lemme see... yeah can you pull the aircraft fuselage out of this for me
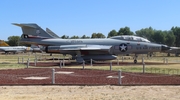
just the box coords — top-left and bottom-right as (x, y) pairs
(20, 37), (167, 55)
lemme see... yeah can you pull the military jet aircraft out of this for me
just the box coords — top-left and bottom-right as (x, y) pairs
(0, 40), (43, 54)
(0, 45), (43, 54)
(0, 40), (27, 54)
(13, 23), (171, 63)
(0, 46), (28, 54)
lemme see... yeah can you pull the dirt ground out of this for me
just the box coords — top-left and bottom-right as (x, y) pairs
(0, 61), (180, 100)
(0, 86), (180, 100)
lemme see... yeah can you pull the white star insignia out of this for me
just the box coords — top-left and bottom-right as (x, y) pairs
(120, 44), (127, 51)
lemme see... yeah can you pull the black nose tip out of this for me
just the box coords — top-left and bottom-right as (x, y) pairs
(161, 45), (170, 51)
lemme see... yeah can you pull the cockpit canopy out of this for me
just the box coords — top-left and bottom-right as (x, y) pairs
(110, 35), (150, 42)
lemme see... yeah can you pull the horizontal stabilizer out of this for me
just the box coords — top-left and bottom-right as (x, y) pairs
(46, 28), (60, 38)
(12, 23), (37, 28)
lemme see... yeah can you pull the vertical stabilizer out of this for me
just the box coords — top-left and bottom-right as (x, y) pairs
(12, 23), (53, 38)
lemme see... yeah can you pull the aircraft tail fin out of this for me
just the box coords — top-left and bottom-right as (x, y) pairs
(0, 40), (9, 46)
(12, 23), (53, 38)
(46, 28), (60, 38)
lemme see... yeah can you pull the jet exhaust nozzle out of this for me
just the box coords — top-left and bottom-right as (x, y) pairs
(161, 45), (171, 51)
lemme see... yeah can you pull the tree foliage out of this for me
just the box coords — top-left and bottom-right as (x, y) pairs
(70, 35), (80, 39)
(136, 27), (176, 46)
(107, 30), (117, 38)
(117, 27), (134, 35)
(91, 33), (106, 38)
(171, 26), (180, 47)
(7, 36), (20, 46)
(81, 35), (90, 39)
(61, 35), (69, 39)
(135, 27), (155, 42)
(165, 31), (175, 46)
(153, 30), (166, 44)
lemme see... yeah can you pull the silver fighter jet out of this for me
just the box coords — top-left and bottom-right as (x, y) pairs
(13, 23), (171, 63)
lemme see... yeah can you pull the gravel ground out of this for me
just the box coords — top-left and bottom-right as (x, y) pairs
(0, 86), (180, 100)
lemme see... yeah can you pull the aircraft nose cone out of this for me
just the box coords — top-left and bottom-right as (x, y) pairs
(161, 45), (170, 51)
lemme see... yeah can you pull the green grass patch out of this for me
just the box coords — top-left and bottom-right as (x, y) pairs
(0, 63), (26, 69)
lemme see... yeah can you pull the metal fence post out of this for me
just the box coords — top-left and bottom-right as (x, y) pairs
(118, 70), (122, 85)
(82, 61), (85, 69)
(34, 59), (36, 66)
(142, 57), (144, 64)
(52, 69), (55, 84)
(27, 60), (29, 68)
(90, 59), (93, 66)
(59, 60), (62, 68)
(110, 61), (112, 71)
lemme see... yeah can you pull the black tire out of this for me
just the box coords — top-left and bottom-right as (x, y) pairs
(134, 59), (137, 64)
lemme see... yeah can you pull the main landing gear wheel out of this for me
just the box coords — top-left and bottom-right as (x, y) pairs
(134, 59), (137, 64)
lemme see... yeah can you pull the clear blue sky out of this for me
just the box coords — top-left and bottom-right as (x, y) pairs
(1, 0), (180, 40)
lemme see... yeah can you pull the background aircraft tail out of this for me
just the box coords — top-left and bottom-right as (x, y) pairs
(0, 40), (9, 46)
(46, 28), (60, 38)
(12, 23), (54, 38)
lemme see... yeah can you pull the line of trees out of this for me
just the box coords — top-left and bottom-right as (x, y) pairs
(5, 26), (180, 47)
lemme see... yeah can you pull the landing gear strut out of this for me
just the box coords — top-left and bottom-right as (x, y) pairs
(133, 55), (138, 64)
